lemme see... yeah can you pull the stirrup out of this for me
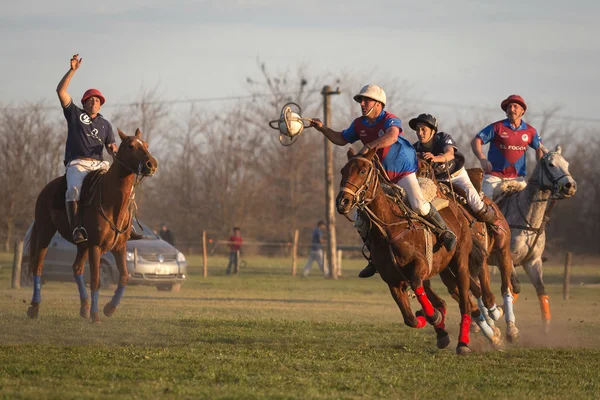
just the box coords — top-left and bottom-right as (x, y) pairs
(358, 261), (378, 278)
(73, 227), (88, 244)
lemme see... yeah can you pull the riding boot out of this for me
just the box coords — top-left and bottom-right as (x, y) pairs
(425, 205), (457, 251)
(358, 239), (378, 278)
(473, 204), (505, 246)
(66, 201), (87, 243)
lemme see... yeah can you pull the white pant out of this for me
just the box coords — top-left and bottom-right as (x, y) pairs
(440, 168), (485, 212)
(66, 159), (110, 201)
(397, 173), (430, 216)
(482, 174), (526, 199)
(303, 249), (327, 276)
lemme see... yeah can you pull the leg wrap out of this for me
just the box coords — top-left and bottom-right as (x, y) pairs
(110, 284), (127, 307)
(32, 275), (42, 304)
(459, 314), (472, 345)
(415, 286), (434, 317)
(539, 295), (551, 321)
(75, 274), (88, 301)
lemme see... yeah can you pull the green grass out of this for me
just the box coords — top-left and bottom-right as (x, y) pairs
(0, 252), (599, 399)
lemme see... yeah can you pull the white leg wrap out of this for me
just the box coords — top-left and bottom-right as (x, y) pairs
(503, 290), (516, 324)
(488, 304), (502, 321)
(476, 317), (496, 342)
(477, 297), (495, 327)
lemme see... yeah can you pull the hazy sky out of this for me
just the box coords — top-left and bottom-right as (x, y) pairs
(1, 0), (599, 125)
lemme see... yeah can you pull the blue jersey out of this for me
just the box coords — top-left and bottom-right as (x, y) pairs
(311, 227), (324, 251)
(342, 110), (418, 183)
(63, 101), (115, 165)
(476, 119), (541, 178)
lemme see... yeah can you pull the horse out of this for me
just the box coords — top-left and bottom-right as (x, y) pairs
(416, 156), (520, 345)
(337, 147), (487, 354)
(494, 144), (576, 332)
(26, 128), (158, 323)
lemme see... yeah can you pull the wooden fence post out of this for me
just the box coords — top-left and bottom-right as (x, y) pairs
(133, 247), (138, 271)
(11, 240), (24, 289)
(291, 229), (299, 276)
(202, 231), (208, 278)
(563, 251), (572, 300)
(337, 249), (342, 277)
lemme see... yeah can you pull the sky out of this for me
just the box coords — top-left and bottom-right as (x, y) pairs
(1, 0), (599, 127)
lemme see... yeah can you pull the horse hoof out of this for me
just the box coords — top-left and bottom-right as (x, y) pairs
(80, 300), (90, 319)
(426, 309), (443, 326)
(491, 336), (505, 350)
(103, 303), (117, 317)
(506, 322), (520, 344)
(470, 321), (481, 333)
(90, 312), (101, 324)
(27, 305), (39, 319)
(437, 333), (451, 349)
(456, 344), (472, 355)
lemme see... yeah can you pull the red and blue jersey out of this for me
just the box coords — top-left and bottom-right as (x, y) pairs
(476, 119), (541, 178)
(342, 110), (417, 183)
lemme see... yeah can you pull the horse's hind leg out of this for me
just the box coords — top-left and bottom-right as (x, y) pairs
(72, 246), (90, 318)
(523, 256), (550, 332)
(423, 280), (450, 349)
(478, 261), (503, 322)
(88, 245), (102, 323)
(104, 246), (129, 317)
(27, 222), (56, 319)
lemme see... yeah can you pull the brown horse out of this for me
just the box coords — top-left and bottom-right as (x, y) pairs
(416, 158), (520, 344)
(26, 128), (157, 322)
(337, 147), (484, 354)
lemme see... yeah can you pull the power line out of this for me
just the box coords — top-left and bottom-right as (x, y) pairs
(1, 91), (598, 123)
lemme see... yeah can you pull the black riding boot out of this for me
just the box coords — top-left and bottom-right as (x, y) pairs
(66, 201), (87, 243)
(358, 240), (378, 278)
(425, 205), (457, 251)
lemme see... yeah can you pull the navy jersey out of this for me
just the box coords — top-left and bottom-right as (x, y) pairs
(63, 101), (115, 165)
(413, 131), (465, 178)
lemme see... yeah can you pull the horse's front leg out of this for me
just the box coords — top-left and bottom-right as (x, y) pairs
(388, 283), (425, 329)
(72, 246), (90, 319)
(453, 250), (473, 355)
(423, 280), (451, 349)
(478, 260), (503, 322)
(407, 258), (443, 326)
(104, 246), (129, 317)
(89, 245), (102, 323)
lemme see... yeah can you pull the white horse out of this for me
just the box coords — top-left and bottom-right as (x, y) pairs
(493, 144), (576, 333)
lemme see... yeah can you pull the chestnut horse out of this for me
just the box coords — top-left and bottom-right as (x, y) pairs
(26, 128), (157, 322)
(337, 147), (485, 354)
(416, 157), (520, 345)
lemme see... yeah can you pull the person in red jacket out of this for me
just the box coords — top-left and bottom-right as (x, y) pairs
(226, 227), (243, 275)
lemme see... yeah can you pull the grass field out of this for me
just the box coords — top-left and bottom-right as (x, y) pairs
(1, 251), (599, 399)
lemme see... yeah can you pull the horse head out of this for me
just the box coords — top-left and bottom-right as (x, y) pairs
(116, 128), (158, 177)
(535, 144), (577, 199)
(415, 155), (436, 182)
(336, 147), (379, 215)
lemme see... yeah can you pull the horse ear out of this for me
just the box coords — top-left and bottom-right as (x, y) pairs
(118, 129), (127, 141)
(365, 146), (377, 160)
(135, 128), (142, 138)
(555, 144), (562, 154)
(347, 148), (355, 160)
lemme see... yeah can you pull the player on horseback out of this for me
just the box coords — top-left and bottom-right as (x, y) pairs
(409, 113), (503, 235)
(470, 95), (543, 199)
(311, 84), (457, 278)
(56, 54), (117, 243)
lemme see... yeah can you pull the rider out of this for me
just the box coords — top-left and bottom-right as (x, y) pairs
(311, 84), (457, 278)
(470, 95), (543, 198)
(409, 113), (502, 230)
(57, 54), (117, 243)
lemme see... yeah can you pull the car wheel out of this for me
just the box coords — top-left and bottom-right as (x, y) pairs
(99, 262), (114, 289)
(156, 283), (181, 292)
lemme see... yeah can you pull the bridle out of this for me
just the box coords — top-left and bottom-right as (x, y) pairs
(528, 150), (572, 200)
(339, 156), (379, 211)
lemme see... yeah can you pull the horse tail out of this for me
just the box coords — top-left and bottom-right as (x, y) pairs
(468, 239), (487, 278)
(24, 222), (37, 276)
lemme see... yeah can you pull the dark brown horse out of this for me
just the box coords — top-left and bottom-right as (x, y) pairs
(337, 148), (484, 354)
(26, 128), (157, 322)
(416, 158), (520, 344)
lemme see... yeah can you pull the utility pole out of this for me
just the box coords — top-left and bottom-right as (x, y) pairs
(322, 85), (341, 279)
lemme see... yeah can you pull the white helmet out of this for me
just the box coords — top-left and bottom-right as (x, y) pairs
(353, 84), (386, 107)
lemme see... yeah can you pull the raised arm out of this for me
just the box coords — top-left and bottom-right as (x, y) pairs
(56, 54), (82, 108)
(310, 118), (348, 146)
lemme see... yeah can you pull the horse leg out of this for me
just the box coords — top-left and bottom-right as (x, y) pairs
(89, 245), (102, 323)
(388, 284), (426, 329)
(453, 251), (473, 355)
(408, 258), (442, 326)
(478, 260), (503, 321)
(27, 222), (55, 319)
(423, 280), (451, 349)
(104, 247), (129, 317)
(72, 246), (90, 318)
(523, 256), (551, 332)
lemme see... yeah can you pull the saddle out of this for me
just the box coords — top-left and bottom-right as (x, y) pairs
(52, 170), (107, 209)
(381, 177), (449, 211)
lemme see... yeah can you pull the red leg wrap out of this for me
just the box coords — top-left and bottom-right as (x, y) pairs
(458, 314), (471, 345)
(415, 286), (434, 317)
(415, 315), (426, 329)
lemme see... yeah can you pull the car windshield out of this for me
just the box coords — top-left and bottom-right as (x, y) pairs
(132, 222), (159, 239)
